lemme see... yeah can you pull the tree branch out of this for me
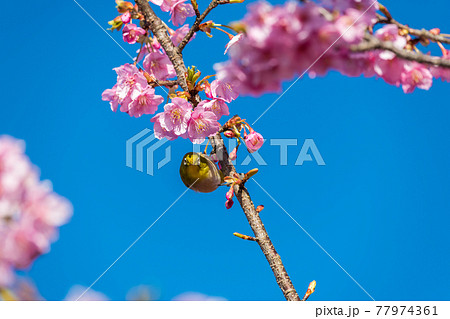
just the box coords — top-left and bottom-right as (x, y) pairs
(209, 134), (301, 301)
(351, 34), (450, 68)
(135, 0), (301, 301)
(376, 14), (450, 45)
(177, 0), (230, 52)
(150, 80), (178, 88)
(136, 0), (188, 91)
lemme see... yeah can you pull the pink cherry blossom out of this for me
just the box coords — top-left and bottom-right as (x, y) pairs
(160, 98), (193, 136)
(401, 62), (433, 93)
(128, 86), (164, 118)
(101, 85), (119, 112)
(214, 1), (431, 95)
(143, 51), (176, 81)
(169, 0), (195, 27)
(204, 82), (213, 99)
(122, 23), (146, 44)
(210, 80), (238, 103)
(187, 107), (220, 144)
(224, 34), (244, 54)
(120, 11), (131, 24)
(244, 131), (264, 153)
(431, 50), (450, 82)
(335, 8), (368, 44)
(113, 63), (148, 111)
(374, 56), (405, 86)
(375, 25), (407, 50)
(324, 0), (379, 12)
(170, 24), (194, 46)
(151, 113), (178, 141)
(198, 99), (229, 119)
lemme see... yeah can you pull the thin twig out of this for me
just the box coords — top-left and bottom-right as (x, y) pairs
(376, 14), (450, 45)
(233, 232), (256, 241)
(191, 0), (201, 18)
(177, 0), (230, 52)
(351, 34), (450, 68)
(136, 0), (188, 91)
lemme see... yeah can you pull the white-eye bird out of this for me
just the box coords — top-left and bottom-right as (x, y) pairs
(179, 152), (223, 193)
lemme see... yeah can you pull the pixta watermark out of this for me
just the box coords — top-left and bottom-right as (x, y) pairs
(126, 129), (325, 176)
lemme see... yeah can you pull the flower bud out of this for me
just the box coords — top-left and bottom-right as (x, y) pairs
(430, 28), (441, 35)
(108, 16), (124, 31)
(223, 130), (235, 138)
(226, 187), (234, 200)
(244, 131), (264, 153)
(116, 0), (134, 13)
(245, 168), (258, 179)
(225, 198), (234, 209)
(229, 147), (238, 160)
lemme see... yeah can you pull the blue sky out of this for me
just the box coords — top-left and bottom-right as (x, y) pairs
(1, 0), (449, 300)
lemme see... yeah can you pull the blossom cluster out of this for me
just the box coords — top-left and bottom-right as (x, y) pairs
(215, 0), (448, 96)
(102, 63), (166, 117)
(103, 66), (237, 144)
(152, 79), (238, 143)
(0, 136), (72, 286)
(111, 0), (194, 31)
(102, 18), (196, 118)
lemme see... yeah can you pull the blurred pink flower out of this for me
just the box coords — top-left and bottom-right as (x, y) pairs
(214, 1), (431, 95)
(401, 62), (433, 93)
(0, 136), (72, 286)
(168, 0), (195, 27)
(335, 8), (367, 44)
(431, 50), (450, 82)
(375, 25), (407, 50)
(172, 292), (226, 301)
(65, 285), (109, 301)
(170, 24), (194, 46)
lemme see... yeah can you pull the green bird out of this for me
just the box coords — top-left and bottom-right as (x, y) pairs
(179, 152), (223, 193)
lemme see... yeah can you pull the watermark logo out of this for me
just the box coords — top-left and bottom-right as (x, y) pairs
(126, 129), (171, 176)
(126, 129), (325, 176)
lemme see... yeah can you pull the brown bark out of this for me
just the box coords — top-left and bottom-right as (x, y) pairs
(351, 34), (450, 68)
(135, 0), (301, 301)
(376, 14), (450, 45)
